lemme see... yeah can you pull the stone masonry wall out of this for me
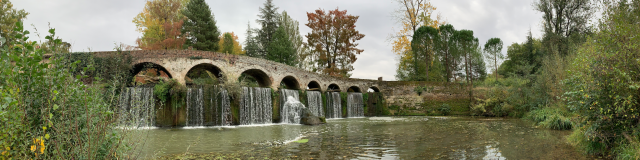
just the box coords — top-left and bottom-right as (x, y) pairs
(87, 50), (471, 114)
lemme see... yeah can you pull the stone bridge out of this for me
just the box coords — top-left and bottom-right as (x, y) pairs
(92, 50), (383, 93)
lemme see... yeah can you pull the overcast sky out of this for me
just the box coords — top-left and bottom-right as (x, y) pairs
(13, 0), (543, 81)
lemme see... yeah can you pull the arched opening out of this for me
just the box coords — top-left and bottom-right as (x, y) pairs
(238, 69), (271, 88)
(327, 84), (341, 91)
(307, 81), (321, 90)
(368, 86), (380, 92)
(131, 62), (172, 85)
(185, 63), (224, 85)
(347, 86), (361, 92)
(280, 76), (300, 90)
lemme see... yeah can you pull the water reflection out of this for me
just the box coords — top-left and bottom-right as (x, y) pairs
(137, 117), (591, 159)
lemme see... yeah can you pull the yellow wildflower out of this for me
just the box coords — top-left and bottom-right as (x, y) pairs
(1, 147), (9, 155)
(31, 137), (45, 155)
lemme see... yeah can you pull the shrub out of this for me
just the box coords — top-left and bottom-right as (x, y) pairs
(0, 22), (129, 159)
(525, 107), (573, 130)
(438, 104), (451, 116)
(563, 1), (640, 157)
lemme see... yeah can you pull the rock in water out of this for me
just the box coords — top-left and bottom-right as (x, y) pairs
(300, 108), (324, 125)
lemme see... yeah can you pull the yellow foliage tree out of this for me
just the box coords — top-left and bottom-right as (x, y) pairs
(217, 32), (245, 55)
(132, 0), (189, 50)
(392, 0), (444, 69)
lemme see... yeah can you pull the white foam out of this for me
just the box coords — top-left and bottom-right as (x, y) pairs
(369, 117), (406, 121)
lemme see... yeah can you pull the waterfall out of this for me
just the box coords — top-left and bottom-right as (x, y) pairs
(306, 91), (324, 117)
(279, 89), (299, 109)
(240, 87), (273, 125)
(186, 88), (204, 126)
(325, 92), (342, 119)
(281, 96), (306, 124)
(347, 92), (364, 117)
(217, 88), (232, 126)
(118, 87), (155, 127)
(279, 89), (299, 119)
(186, 86), (231, 127)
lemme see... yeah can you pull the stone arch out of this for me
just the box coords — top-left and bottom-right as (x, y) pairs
(347, 86), (362, 92)
(280, 75), (301, 90)
(184, 63), (225, 85)
(239, 69), (272, 87)
(307, 81), (321, 90)
(368, 86), (381, 92)
(132, 62), (173, 79)
(327, 83), (341, 91)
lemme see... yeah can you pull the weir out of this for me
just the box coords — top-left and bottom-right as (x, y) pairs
(347, 92), (364, 117)
(325, 92), (342, 119)
(118, 87), (156, 127)
(186, 88), (204, 126)
(306, 91), (323, 117)
(281, 96), (306, 124)
(184, 86), (232, 127)
(239, 87), (273, 125)
(279, 89), (300, 122)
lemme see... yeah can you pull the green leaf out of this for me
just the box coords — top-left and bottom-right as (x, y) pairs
(53, 104), (59, 110)
(49, 28), (55, 35)
(294, 139), (308, 143)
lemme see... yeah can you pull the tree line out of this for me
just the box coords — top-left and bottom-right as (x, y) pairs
(133, 0), (366, 78)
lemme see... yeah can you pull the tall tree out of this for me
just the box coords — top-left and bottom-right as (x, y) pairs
(217, 32), (244, 55)
(267, 26), (296, 66)
(257, 0), (280, 58)
(483, 38), (503, 79)
(0, 0), (28, 48)
(471, 38), (487, 81)
(133, 0), (186, 50)
(392, 0), (444, 73)
(437, 24), (457, 82)
(278, 11), (304, 68)
(534, 0), (594, 56)
(306, 8), (365, 77)
(453, 30), (476, 96)
(244, 22), (261, 57)
(411, 26), (439, 81)
(182, 0), (220, 51)
(498, 31), (544, 77)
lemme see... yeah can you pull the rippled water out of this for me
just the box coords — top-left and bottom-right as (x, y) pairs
(134, 116), (591, 159)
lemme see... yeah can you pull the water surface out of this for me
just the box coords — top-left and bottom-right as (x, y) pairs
(136, 116), (590, 159)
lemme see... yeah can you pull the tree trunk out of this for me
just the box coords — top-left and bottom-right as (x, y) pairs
(425, 55), (430, 81)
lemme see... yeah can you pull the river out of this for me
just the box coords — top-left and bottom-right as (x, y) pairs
(133, 116), (591, 159)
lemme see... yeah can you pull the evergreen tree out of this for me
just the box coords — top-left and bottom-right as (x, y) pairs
(267, 26), (296, 66)
(182, 0), (220, 51)
(256, 0), (280, 57)
(278, 11), (304, 67)
(244, 22), (261, 58)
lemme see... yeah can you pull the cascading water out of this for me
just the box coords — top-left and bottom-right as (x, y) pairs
(279, 89), (300, 119)
(118, 87), (155, 127)
(281, 96), (306, 124)
(186, 88), (204, 126)
(306, 91), (323, 117)
(186, 86), (232, 127)
(279, 89), (299, 108)
(347, 92), (364, 117)
(215, 88), (232, 126)
(240, 87), (273, 125)
(325, 92), (342, 119)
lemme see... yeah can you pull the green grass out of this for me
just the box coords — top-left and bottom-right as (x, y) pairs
(525, 107), (573, 130)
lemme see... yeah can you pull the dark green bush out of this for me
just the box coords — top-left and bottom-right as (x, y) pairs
(438, 104), (451, 116)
